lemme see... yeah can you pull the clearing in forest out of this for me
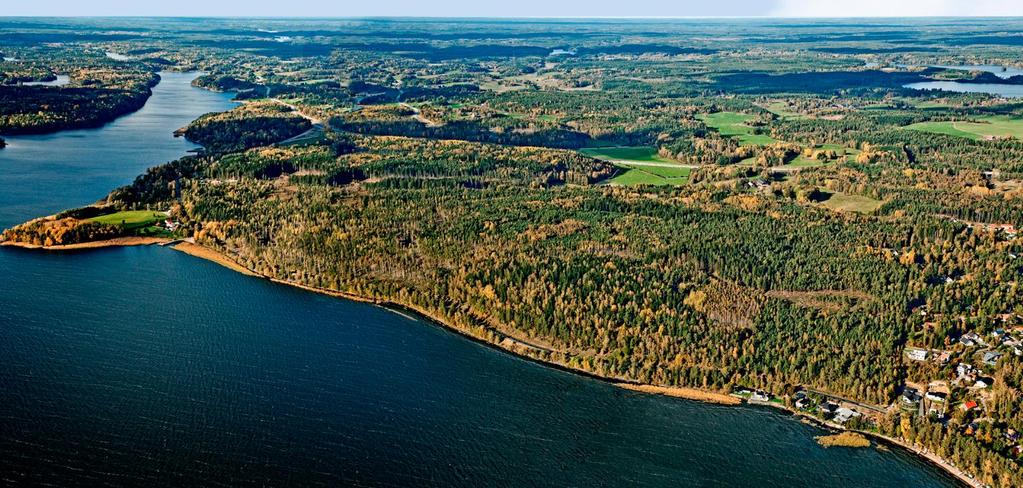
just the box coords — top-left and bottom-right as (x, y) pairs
(579, 145), (675, 163)
(582, 146), (692, 186)
(609, 164), (691, 186)
(698, 112), (776, 146)
(818, 192), (883, 214)
(905, 116), (1023, 141)
(87, 210), (171, 236)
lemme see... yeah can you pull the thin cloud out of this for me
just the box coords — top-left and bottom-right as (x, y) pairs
(769, 0), (1020, 17)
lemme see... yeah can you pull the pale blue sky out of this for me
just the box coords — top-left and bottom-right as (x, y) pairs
(4, 0), (1020, 18)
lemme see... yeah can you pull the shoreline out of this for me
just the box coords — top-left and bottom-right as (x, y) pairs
(0, 236), (171, 250)
(616, 383), (740, 405)
(1, 237), (980, 487)
(786, 409), (981, 487)
(161, 240), (984, 488)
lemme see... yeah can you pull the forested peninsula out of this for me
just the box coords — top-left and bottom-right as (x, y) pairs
(0, 69), (158, 134)
(5, 16), (1023, 487)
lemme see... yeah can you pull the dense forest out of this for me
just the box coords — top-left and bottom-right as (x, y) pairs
(178, 101), (312, 152)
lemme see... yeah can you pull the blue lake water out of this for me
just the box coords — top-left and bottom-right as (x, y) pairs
(21, 74), (70, 87)
(899, 64), (1023, 79)
(905, 81), (1023, 98)
(933, 65), (1023, 79)
(0, 70), (965, 487)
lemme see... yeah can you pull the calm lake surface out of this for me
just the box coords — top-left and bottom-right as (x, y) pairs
(905, 81), (1023, 98)
(21, 74), (70, 87)
(933, 65), (1023, 79)
(899, 64), (1023, 79)
(0, 72), (963, 487)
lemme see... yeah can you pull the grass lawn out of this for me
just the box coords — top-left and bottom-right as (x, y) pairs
(764, 102), (805, 119)
(88, 210), (168, 230)
(580, 146), (674, 163)
(609, 164), (691, 186)
(911, 100), (952, 110)
(783, 156), (829, 168)
(698, 112), (776, 146)
(780, 145), (860, 169)
(504, 112), (561, 123)
(818, 192), (883, 214)
(905, 116), (1023, 141)
(279, 126), (326, 147)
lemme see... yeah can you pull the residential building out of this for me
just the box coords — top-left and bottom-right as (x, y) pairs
(906, 348), (928, 362)
(833, 407), (861, 424)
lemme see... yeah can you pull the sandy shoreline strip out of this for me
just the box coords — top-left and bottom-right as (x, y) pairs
(172, 242), (260, 277)
(0, 236), (170, 250)
(616, 383), (741, 405)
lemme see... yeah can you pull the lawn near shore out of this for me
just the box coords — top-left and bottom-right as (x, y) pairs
(88, 210), (168, 228)
(87, 210), (170, 236)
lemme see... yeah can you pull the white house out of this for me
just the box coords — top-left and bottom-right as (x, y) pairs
(833, 407), (861, 424)
(906, 348), (928, 361)
(973, 378), (993, 389)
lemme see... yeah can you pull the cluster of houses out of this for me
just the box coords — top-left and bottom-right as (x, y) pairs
(946, 216), (1019, 240)
(954, 362), (994, 390)
(792, 390), (863, 425)
(898, 320), (1023, 444)
(900, 384), (950, 417)
(959, 327), (1022, 363)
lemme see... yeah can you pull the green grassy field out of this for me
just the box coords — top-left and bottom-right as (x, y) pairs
(905, 116), (1023, 141)
(910, 100), (952, 110)
(783, 157), (828, 168)
(763, 102), (805, 119)
(88, 210), (168, 230)
(609, 164), (691, 186)
(698, 112), (776, 145)
(819, 192), (883, 214)
(279, 126), (326, 147)
(580, 146), (674, 163)
(781, 145), (860, 168)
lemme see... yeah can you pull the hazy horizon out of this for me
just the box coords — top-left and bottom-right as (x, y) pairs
(4, 0), (1021, 19)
